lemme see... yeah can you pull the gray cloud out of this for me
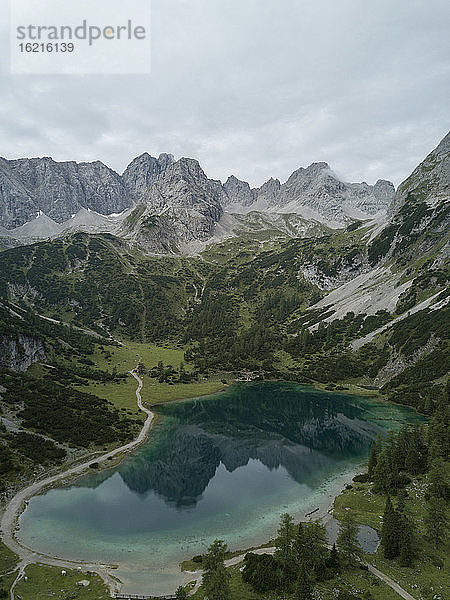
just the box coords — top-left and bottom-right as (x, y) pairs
(0, 0), (449, 187)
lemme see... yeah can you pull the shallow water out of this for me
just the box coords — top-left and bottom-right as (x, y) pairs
(325, 516), (380, 554)
(18, 382), (417, 595)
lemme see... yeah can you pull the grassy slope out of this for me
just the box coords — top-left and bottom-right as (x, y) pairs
(87, 341), (187, 373)
(334, 480), (450, 600)
(0, 541), (17, 575)
(0, 542), (17, 598)
(13, 564), (109, 600)
(74, 341), (226, 409)
(77, 375), (225, 410)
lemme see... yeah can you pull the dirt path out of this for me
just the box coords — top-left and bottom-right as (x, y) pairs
(9, 561), (27, 600)
(366, 563), (416, 600)
(0, 369), (152, 598)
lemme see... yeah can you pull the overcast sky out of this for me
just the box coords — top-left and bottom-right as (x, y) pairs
(0, 0), (449, 187)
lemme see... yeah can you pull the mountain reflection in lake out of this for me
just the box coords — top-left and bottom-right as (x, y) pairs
(118, 381), (383, 505)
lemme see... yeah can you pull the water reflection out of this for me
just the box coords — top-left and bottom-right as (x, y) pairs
(118, 382), (383, 506)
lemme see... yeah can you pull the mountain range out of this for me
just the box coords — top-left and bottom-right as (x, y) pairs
(0, 151), (396, 253)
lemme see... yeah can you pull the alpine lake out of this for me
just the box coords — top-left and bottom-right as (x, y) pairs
(17, 381), (420, 595)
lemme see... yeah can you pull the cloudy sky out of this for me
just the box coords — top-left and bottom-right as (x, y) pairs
(1, 0), (449, 187)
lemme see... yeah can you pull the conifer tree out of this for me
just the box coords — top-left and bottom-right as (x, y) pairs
(367, 437), (379, 478)
(327, 543), (341, 574)
(428, 457), (449, 500)
(373, 447), (392, 493)
(424, 496), (448, 549)
(302, 520), (328, 576)
(405, 423), (428, 475)
(428, 396), (449, 458)
(299, 328), (310, 352)
(175, 586), (188, 600)
(336, 511), (361, 566)
(395, 488), (414, 565)
(294, 562), (312, 600)
(294, 521), (305, 565)
(396, 488), (408, 515)
(398, 515), (414, 567)
(381, 496), (400, 559)
(275, 513), (296, 587)
(202, 539), (230, 600)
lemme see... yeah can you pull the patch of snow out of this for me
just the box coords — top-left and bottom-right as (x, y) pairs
(108, 208), (129, 217)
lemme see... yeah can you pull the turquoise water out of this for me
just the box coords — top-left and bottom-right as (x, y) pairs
(18, 382), (418, 595)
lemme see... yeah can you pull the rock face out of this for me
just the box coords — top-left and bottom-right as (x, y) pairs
(368, 132), (450, 266)
(255, 177), (282, 207)
(0, 147), (399, 248)
(1, 150), (395, 233)
(0, 334), (45, 372)
(222, 162), (395, 226)
(313, 131), (450, 322)
(122, 152), (174, 199)
(0, 157), (133, 228)
(223, 175), (256, 207)
(389, 131), (450, 214)
(124, 158), (223, 252)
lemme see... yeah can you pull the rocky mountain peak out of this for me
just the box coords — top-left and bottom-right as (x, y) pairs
(143, 157), (221, 210)
(286, 161), (332, 182)
(284, 161), (338, 189)
(255, 177), (281, 203)
(157, 152), (175, 170)
(125, 155), (224, 252)
(171, 157), (205, 178)
(223, 175), (255, 207)
(368, 131), (449, 267)
(122, 152), (174, 200)
(307, 161), (331, 172)
(373, 179), (396, 203)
